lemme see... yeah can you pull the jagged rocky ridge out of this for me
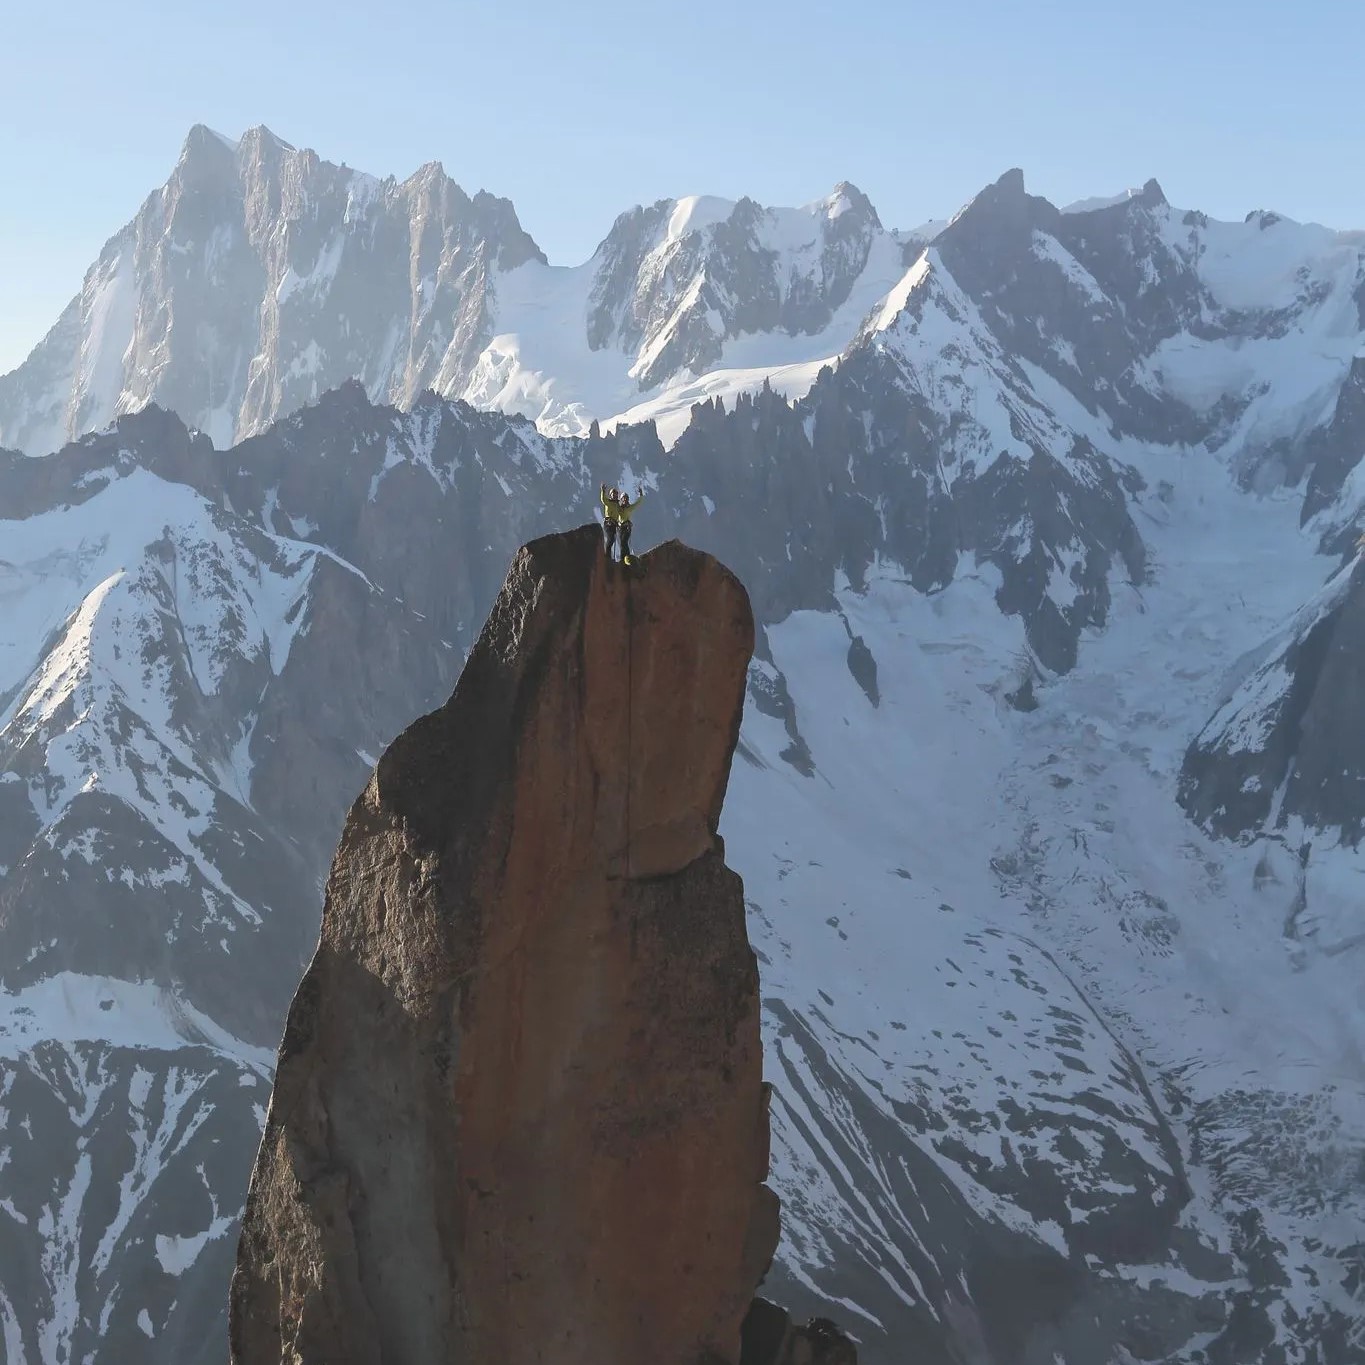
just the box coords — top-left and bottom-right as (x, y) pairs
(0, 125), (922, 455)
(0, 125), (543, 457)
(4, 161), (1365, 1364)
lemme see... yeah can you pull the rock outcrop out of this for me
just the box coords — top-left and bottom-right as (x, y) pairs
(741, 1300), (860, 1365)
(229, 525), (788, 1364)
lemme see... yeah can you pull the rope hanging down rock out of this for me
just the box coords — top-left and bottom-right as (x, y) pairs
(625, 573), (634, 880)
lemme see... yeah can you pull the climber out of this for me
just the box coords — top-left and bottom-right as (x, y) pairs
(617, 487), (645, 566)
(600, 483), (621, 560)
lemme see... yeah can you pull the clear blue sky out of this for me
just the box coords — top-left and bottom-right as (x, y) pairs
(2, 0), (1362, 371)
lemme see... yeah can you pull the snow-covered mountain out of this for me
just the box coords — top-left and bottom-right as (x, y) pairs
(3, 163), (1365, 1363)
(0, 125), (543, 459)
(0, 125), (930, 457)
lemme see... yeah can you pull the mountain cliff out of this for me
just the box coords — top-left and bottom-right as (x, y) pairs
(229, 527), (811, 1363)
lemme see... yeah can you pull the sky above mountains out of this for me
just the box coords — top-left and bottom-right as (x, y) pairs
(2, 0), (1362, 372)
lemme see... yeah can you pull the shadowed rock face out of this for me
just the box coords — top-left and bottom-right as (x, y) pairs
(741, 1300), (859, 1365)
(1179, 558), (1365, 844)
(229, 525), (780, 1364)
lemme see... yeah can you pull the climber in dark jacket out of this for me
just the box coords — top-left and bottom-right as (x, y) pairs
(600, 483), (620, 559)
(617, 487), (644, 564)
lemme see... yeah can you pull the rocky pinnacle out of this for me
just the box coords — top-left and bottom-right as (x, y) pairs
(228, 525), (784, 1364)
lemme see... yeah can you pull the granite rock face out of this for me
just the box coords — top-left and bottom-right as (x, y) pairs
(229, 526), (783, 1364)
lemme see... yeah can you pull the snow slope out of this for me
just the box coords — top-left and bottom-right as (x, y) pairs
(660, 179), (1365, 1353)
(726, 443), (1364, 1358)
(0, 471), (322, 971)
(475, 228), (916, 445)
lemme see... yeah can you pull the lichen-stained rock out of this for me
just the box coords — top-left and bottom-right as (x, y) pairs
(229, 524), (775, 1365)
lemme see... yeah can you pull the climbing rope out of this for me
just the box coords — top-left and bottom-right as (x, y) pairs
(625, 571), (633, 881)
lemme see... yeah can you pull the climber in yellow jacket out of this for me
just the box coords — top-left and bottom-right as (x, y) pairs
(600, 484), (621, 559)
(616, 487), (644, 565)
